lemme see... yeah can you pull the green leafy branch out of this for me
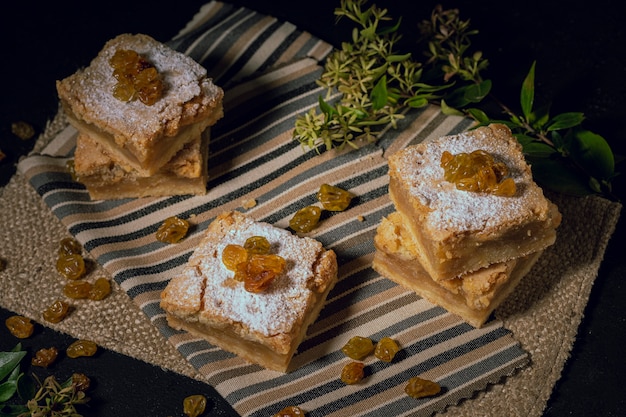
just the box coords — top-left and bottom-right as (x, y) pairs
(420, 7), (617, 197)
(292, 0), (618, 199)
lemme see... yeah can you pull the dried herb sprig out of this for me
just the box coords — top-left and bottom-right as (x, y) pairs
(22, 374), (90, 417)
(1, 344), (91, 417)
(293, 0), (450, 152)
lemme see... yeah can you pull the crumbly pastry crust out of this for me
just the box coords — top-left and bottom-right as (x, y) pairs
(373, 212), (542, 328)
(57, 33), (224, 175)
(373, 248), (541, 328)
(160, 211), (338, 372)
(388, 123), (561, 281)
(74, 132), (208, 199)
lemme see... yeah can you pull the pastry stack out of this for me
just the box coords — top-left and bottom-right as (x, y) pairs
(160, 211), (338, 372)
(373, 124), (561, 327)
(56, 34), (224, 200)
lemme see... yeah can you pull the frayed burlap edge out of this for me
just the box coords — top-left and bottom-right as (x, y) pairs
(0, 112), (621, 417)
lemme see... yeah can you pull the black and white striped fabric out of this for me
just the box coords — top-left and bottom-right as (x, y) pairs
(18, 2), (529, 415)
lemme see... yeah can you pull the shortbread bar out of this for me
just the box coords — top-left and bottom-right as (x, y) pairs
(388, 123), (560, 281)
(57, 33), (223, 175)
(160, 211), (338, 372)
(373, 212), (541, 327)
(73, 132), (208, 200)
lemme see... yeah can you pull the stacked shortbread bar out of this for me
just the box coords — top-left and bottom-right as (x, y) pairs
(57, 33), (223, 199)
(373, 124), (561, 327)
(161, 211), (338, 372)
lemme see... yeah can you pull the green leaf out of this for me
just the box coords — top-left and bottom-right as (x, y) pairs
(465, 107), (489, 123)
(0, 382), (18, 403)
(568, 129), (615, 180)
(378, 17), (402, 36)
(386, 53), (412, 63)
(438, 99), (461, 115)
(527, 156), (594, 196)
(463, 79), (492, 102)
(531, 105), (550, 129)
(514, 134), (539, 147)
(522, 141), (557, 158)
(550, 130), (566, 150)
(521, 61), (536, 120)
(318, 96), (337, 117)
(370, 75), (389, 110)
(546, 112), (585, 131)
(0, 351), (25, 382)
(406, 96), (429, 108)
(0, 404), (29, 417)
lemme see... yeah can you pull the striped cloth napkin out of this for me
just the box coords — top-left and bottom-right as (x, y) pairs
(18, 2), (530, 415)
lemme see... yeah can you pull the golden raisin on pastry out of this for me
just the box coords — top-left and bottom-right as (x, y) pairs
(222, 238), (286, 293)
(440, 149), (516, 196)
(109, 49), (163, 105)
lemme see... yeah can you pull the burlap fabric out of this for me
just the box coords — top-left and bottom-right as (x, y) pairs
(0, 107), (621, 416)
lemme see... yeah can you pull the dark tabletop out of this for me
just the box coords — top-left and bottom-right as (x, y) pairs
(2, 1), (625, 416)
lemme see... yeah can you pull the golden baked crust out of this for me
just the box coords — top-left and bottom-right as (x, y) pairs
(57, 33), (223, 175)
(373, 213), (542, 327)
(160, 211), (338, 372)
(388, 123), (561, 281)
(73, 132), (208, 199)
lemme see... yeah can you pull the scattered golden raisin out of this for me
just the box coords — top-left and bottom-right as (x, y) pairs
(341, 361), (365, 384)
(440, 149), (516, 196)
(289, 206), (322, 233)
(156, 216), (190, 244)
(109, 49), (163, 106)
(5, 315), (34, 339)
(241, 198), (257, 210)
(404, 376), (441, 399)
(63, 280), (93, 299)
(374, 337), (400, 363)
(66, 340), (98, 358)
(273, 406), (306, 417)
(56, 253), (86, 280)
(32, 347), (59, 368)
(11, 121), (35, 140)
(183, 394), (207, 417)
(71, 373), (91, 392)
(88, 277), (112, 301)
(341, 336), (374, 360)
(58, 237), (82, 256)
(42, 300), (70, 324)
(317, 183), (354, 211)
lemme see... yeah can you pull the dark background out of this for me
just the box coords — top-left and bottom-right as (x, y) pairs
(1, 1), (624, 416)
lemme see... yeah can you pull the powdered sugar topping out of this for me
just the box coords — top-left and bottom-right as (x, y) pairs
(392, 127), (546, 232)
(59, 34), (220, 140)
(189, 215), (324, 337)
